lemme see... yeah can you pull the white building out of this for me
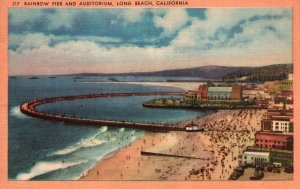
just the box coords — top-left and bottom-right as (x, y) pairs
(272, 116), (291, 132)
(240, 151), (270, 167)
(242, 89), (271, 100)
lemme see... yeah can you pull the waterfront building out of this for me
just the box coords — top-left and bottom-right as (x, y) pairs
(261, 118), (272, 131)
(239, 151), (270, 167)
(261, 109), (293, 132)
(261, 116), (292, 132)
(255, 132), (293, 150)
(197, 85), (209, 101)
(245, 146), (293, 167)
(271, 116), (292, 132)
(184, 90), (198, 101)
(190, 84), (242, 102)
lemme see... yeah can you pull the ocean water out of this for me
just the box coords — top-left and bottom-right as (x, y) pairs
(8, 76), (212, 180)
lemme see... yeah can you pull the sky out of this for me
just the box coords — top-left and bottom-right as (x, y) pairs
(8, 8), (292, 75)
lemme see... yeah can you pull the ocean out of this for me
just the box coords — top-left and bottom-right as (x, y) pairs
(8, 76), (212, 180)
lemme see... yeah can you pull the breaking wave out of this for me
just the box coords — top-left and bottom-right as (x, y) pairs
(10, 106), (28, 119)
(16, 160), (87, 180)
(49, 132), (105, 156)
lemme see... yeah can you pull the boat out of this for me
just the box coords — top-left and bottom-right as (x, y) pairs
(29, 76), (39, 79)
(73, 76), (84, 79)
(108, 77), (119, 82)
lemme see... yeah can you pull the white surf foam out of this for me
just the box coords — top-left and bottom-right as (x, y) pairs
(10, 106), (28, 119)
(49, 132), (105, 156)
(119, 128), (125, 133)
(16, 160), (87, 180)
(130, 136), (137, 142)
(130, 130), (136, 136)
(51, 138), (105, 156)
(99, 126), (108, 133)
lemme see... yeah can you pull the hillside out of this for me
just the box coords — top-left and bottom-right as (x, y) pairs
(71, 63), (293, 82)
(222, 64), (293, 82)
(74, 66), (253, 79)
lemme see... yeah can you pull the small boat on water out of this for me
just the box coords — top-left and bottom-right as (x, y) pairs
(73, 76), (84, 79)
(29, 76), (39, 79)
(108, 77), (119, 82)
(48, 76), (57, 79)
(9, 76), (17, 79)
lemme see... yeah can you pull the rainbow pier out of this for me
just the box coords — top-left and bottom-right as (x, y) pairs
(20, 92), (186, 132)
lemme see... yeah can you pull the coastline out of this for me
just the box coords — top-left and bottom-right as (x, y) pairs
(80, 109), (266, 180)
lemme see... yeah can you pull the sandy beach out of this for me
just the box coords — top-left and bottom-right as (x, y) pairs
(80, 109), (266, 181)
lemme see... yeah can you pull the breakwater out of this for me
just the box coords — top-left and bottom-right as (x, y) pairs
(141, 151), (208, 160)
(20, 92), (186, 132)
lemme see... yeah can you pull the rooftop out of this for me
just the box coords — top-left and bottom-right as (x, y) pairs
(246, 146), (293, 154)
(244, 151), (270, 156)
(208, 87), (232, 92)
(256, 132), (293, 137)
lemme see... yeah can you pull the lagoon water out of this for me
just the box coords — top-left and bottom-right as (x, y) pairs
(9, 76), (211, 180)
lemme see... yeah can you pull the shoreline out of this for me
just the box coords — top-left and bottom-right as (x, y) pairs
(80, 109), (267, 181)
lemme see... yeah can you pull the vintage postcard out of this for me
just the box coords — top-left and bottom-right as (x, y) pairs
(0, 0), (299, 189)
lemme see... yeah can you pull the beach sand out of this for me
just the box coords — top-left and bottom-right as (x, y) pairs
(80, 109), (266, 181)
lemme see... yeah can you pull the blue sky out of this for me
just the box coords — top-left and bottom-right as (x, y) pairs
(9, 8), (292, 75)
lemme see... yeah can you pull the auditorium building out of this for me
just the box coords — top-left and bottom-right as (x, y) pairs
(186, 84), (242, 102)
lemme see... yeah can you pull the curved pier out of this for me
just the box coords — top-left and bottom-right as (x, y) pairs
(20, 92), (186, 132)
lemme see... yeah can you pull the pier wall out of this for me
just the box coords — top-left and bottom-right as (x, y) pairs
(20, 92), (186, 131)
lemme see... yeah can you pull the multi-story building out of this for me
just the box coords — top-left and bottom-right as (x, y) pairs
(261, 109), (293, 132)
(244, 146), (293, 167)
(184, 90), (197, 101)
(272, 116), (292, 132)
(194, 84), (242, 102)
(255, 132), (293, 150)
(197, 85), (208, 101)
(239, 151), (270, 167)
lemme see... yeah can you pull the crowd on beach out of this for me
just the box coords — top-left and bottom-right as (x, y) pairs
(80, 109), (266, 181)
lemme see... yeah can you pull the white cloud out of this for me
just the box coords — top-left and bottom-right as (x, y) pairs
(12, 33), (52, 52)
(171, 8), (291, 52)
(8, 8), (292, 75)
(199, 8), (291, 36)
(153, 9), (189, 37)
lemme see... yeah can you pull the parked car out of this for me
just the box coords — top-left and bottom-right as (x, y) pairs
(284, 165), (294, 173)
